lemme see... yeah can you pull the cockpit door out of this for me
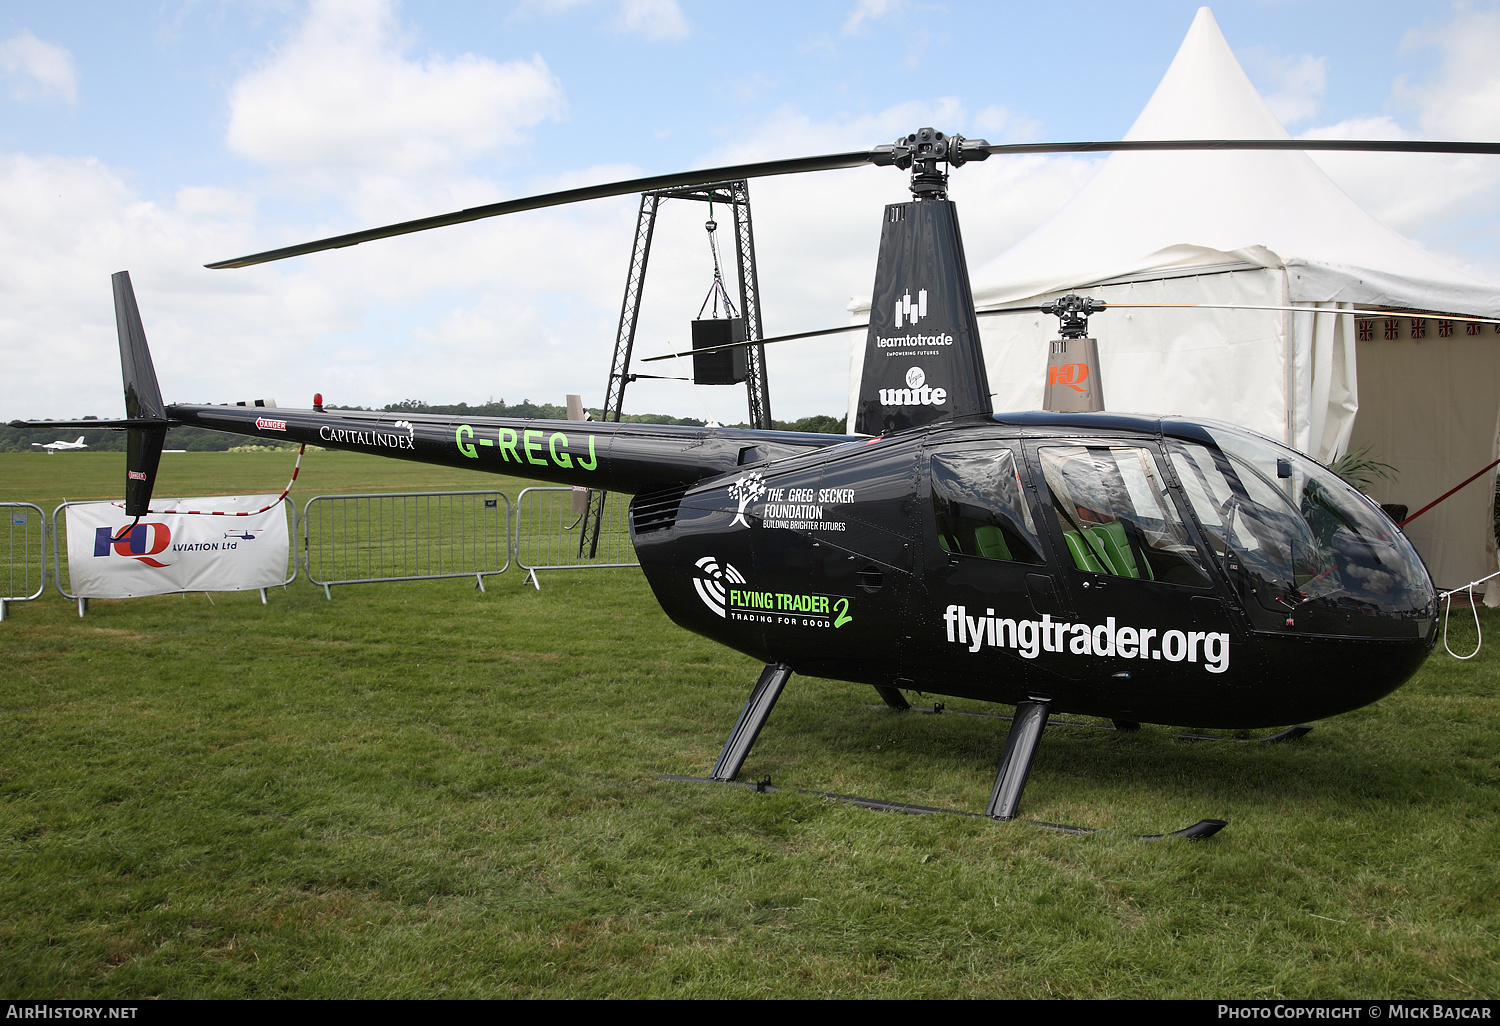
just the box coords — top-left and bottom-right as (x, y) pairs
(1021, 440), (1240, 702)
(908, 440), (1067, 703)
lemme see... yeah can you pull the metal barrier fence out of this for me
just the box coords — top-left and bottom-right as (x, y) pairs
(302, 490), (511, 596)
(8, 488), (633, 614)
(513, 487), (638, 587)
(51, 499), (298, 615)
(0, 503), (47, 620)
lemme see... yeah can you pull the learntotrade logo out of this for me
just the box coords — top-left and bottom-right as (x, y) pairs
(255, 416), (288, 431)
(943, 605), (1230, 674)
(94, 523), (172, 568)
(894, 288), (928, 328)
(693, 556), (746, 617)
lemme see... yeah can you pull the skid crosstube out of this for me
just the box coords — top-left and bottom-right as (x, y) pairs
(663, 775), (1227, 841)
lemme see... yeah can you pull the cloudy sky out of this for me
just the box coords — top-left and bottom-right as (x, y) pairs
(4, 0), (1500, 424)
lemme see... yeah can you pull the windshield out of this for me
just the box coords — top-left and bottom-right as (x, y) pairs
(1168, 424), (1433, 638)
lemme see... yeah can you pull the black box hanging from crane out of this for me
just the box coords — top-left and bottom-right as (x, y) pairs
(691, 317), (748, 385)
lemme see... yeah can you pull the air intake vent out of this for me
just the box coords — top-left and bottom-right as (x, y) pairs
(630, 485), (687, 533)
(857, 566), (885, 593)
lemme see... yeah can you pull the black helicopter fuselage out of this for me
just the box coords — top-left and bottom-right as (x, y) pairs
(169, 400), (1439, 731)
(634, 411), (1438, 729)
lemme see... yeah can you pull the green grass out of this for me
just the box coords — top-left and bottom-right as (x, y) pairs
(0, 451), (1497, 998)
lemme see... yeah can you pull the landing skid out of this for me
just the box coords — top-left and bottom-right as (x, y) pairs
(698, 665), (1226, 838)
(661, 775), (1227, 841)
(881, 703), (1313, 743)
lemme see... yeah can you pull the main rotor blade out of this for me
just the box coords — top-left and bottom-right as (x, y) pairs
(209, 137), (1500, 270)
(207, 150), (877, 269)
(971, 138), (1500, 157)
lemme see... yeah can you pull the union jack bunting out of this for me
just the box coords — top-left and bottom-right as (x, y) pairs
(1411, 318), (1426, 339)
(1385, 318), (1401, 340)
(1357, 319), (1373, 341)
(1468, 321), (1483, 335)
(1439, 320), (1454, 337)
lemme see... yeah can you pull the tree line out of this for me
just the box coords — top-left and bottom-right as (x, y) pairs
(1, 401), (847, 453)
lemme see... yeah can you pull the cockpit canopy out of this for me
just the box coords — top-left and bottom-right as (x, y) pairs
(1166, 421), (1434, 638)
(931, 417), (1436, 640)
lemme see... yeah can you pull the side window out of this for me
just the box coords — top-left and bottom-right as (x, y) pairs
(930, 449), (1046, 565)
(1038, 445), (1210, 587)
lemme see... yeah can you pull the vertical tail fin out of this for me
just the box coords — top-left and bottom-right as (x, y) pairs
(112, 271), (168, 517)
(853, 200), (991, 435)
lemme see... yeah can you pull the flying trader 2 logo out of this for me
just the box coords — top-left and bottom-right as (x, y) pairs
(693, 555), (853, 629)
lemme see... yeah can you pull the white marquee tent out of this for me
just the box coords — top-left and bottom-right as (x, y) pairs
(854, 6), (1500, 589)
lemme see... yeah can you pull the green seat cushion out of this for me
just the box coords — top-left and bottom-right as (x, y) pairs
(1087, 521), (1140, 579)
(1063, 530), (1111, 574)
(973, 525), (1013, 561)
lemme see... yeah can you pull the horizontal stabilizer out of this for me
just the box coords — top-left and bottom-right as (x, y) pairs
(8, 418), (172, 430)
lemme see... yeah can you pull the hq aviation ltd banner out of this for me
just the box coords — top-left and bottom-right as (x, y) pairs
(65, 495), (291, 598)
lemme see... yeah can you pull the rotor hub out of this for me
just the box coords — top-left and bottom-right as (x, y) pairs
(1042, 294), (1106, 339)
(873, 127), (991, 201)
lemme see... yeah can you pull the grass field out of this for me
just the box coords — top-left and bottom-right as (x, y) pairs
(1, 451), (1497, 998)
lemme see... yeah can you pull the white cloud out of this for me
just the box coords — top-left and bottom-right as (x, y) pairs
(0, 143), (647, 420)
(1240, 47), (1326, 127)
(843, 0), (901, 36)
(0, 30), (77, 104)
(614, 0), (689, 42)
(1291, 10), (1500, 281)
(519, 0), (689, 41)
(227, 0), (566, 175)
(971, 105), (1041, 143)
(0, 152), (334, 420)
(1398, 9), (1500, 140)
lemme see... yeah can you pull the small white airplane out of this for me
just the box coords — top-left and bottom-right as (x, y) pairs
(31, 436), (87, 454)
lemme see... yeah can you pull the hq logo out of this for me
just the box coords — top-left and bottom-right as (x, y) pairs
(1048, 362), (1091, 393)
(94, 523), (172, 568)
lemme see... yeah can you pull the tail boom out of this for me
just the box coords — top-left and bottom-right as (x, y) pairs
(166, 403), (852, 495)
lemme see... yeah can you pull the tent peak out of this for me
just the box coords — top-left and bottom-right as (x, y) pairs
(1125, 6), (1290, 142)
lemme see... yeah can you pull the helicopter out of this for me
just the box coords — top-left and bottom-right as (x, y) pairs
(23, 128), (1495, 835)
